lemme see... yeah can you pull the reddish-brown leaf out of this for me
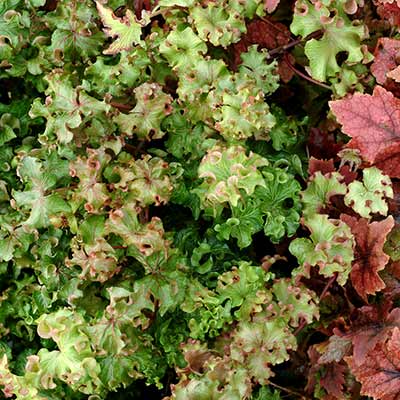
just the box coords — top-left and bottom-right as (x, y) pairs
(338, 165), (358, 185)
(382, 261), (400, 300)
(340, 215), (394, 301)
(307, 128), (342, 160)
(308, 157), (335, 176)
(319, 363), (347, 399)
(277, 52), (295, 83)
(371, 38), (400, 85)
(376, 2), (400, 27)
(329, 86), (400, 177)
(347, 327), (400, 400)
(337, 304), (400, 365)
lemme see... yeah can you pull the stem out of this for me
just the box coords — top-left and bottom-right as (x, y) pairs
(283, 53), (331, 90)
(269, 381), (307, 399)
(268, 38), (304, 57)
(294, 318), (307, 336)
(320, 273), (337, 299)
(110, 101), (133, 111)
(268, 30), (323, 58)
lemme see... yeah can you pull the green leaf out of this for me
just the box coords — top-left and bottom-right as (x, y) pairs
(193, 145), (268, 217)
(214, 200), (264, 248)
(79, 215), (105, 245)
(289, 214), (354, 285)
(190, 2), (246, 47)
(96, 2), (144, 54)
(290, 0), (369, 82)
(114, 82), (173, 140)
(301, 171), (347, 218)
(344, 167), (393, 218)
(12, 156), (71, 229)
(159, 0), (194, 6)
(239, 46), (279, 94)
(159, 26), (207, 70)
(256, 167), (302, 243)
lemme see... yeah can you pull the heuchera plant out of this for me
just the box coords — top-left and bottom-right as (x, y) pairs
(0, 0), (400, 399)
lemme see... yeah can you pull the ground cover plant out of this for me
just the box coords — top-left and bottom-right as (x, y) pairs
(1, 0), (400, 399)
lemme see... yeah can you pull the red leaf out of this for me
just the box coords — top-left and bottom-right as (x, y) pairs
(307, 128), (342, 160)
(382, 261), (400, 299)
(308, 157), (335, 176)
(347, 327), (400, 400)
(338, 165), (357, 185)
(340, 215), (394, 301)
(337, 304), (400, 365)
(376, 2), (400, 27)
(319, 363), (347, 399)
(329, 86), (400, 178)
(371, 38), (400, 85)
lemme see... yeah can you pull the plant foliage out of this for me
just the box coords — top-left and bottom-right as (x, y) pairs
(0, 0), (400, 399)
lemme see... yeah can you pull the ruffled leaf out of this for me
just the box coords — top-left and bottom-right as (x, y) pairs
(289, 214), (354, 285)
(344, 167), (393, 218)
(96, 2), (144, 54)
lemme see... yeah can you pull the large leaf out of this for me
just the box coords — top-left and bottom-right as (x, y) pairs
(347, 327), (400, 400)
(330, 86), (400, 178)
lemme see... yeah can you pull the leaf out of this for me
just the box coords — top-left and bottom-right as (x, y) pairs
(347, 327), (400, 400)
(256, 167), (302, 243)
(232, 17), (291, 68)
(376, 3), (400, 28)
(388, 66), (400, 83)
(214, 200), (264, 248)
(159, 27), (207, 70)
(12, 156), (71, 229)
(307, 157), (335, 176)
(96, 2), (144, 54)
(238, 46), (280, 94)
(344, 167), (393, 218)
(330, 86), (400, 178)
(290, 0), (367, 82)
(301, 171), (347, 218)
(340, 305), (400, 366)
(319, 362), (347, 399)
(371, 38), (400, 85)
(289, 214), (354, 286)
(272, 278), (319, 327)
(190, 2), (246, 48)
(193, 145), (268, 218)
(29, 72), (111, 144)
(114, 83), (173, 140)
(340, 214), (394, 301)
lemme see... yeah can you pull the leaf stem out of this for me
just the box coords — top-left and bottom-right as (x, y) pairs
(110, 101), (133, 111)
(268, 30), (323, 57)
(320, 273), (338, 299)
(283, 53), (331, 90)
(269, 381), (307, 399)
